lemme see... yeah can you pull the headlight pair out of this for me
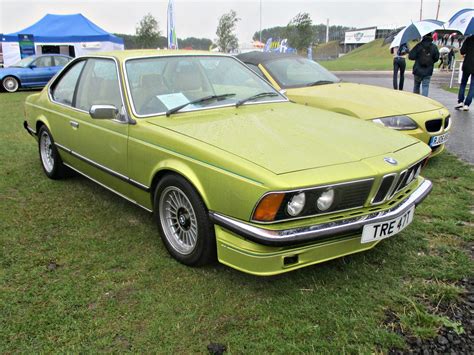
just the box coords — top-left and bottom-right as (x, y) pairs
(373, 116), (417, 130)
(283, 188), (336, 217)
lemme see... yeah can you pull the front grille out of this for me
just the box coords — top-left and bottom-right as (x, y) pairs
(274, 179), (373, 221)
(371, 158), (427, 205)
(372, 175), (396, 204)
(444, 115), (450, 129)
(425, 119), (442, 132)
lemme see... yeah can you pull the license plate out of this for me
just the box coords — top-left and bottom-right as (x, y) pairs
(361, 206), (415, 243)
(429, 133), (449, 147)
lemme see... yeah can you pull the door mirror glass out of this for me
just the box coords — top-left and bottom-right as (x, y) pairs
(89, 105), (119, 119)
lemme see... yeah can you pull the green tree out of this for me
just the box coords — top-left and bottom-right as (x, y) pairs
(285, 12), (314, 50)
(135, 13), (160, 49)
(216, 10), (240, 53)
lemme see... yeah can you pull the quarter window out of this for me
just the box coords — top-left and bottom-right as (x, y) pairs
(51, 60), (85, 106)
(74, 58), (122, 112)
(54, 56), (70, 67)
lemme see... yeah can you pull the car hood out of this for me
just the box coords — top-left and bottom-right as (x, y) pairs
(286, 82), (445, 119)
(146, 103), (419, 175)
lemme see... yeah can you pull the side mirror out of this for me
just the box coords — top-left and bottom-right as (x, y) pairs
(29, 64), (37, 69)
(89, 105), (119, 120)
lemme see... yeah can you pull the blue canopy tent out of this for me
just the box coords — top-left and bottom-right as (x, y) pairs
(1, 14), (124, 67)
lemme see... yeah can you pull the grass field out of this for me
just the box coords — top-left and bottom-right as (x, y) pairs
(321, 39), (415, 71)
(1, 91), (473, 352)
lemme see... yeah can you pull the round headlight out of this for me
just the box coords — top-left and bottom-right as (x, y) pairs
(287, 192), (306, 216)
(317, 188), (335, 211)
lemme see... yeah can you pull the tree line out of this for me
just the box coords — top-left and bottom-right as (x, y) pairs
(129, 11), (355, 53)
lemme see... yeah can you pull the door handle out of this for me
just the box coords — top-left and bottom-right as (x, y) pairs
(70, 121), (79, 129)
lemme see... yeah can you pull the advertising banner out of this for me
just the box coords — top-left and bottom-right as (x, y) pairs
(18, 34), (35, 58)
(344, 27), (376, 44)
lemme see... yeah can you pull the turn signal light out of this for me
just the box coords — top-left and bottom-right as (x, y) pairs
(253, 193), (285, 222)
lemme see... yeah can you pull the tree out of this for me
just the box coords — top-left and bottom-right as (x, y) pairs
(216, 10), (240, 53)
(135, 13), (160, 49)
(285, 12), (314, 50)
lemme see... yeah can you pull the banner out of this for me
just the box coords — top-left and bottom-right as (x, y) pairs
(344, 27), (376, 44)
(18, 34), (35, 58)
(167, 0), (178, 49)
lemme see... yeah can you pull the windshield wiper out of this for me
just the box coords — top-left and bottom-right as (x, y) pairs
(235, 92), (279, 108)
(305, 80), (335, 86)
(166, 93), (236, 116)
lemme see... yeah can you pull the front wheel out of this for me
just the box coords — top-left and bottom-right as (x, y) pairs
(38, 126), (66, 179)
(154, 174), (216, 266)
(2, 76), (19, 93)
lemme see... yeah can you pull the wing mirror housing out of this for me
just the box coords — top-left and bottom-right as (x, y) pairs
(89, 105), (119, 120)
(29, 64), (36, 69)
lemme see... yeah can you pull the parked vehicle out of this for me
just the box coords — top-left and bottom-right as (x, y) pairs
(24, 51), (432, 275)
(237, 51), (451, 156)
(1, 54), (72, 93)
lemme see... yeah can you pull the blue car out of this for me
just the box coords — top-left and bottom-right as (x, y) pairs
(1, 54), (72, 93)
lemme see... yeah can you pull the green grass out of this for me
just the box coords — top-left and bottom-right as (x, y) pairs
(442, 85), (469, 96)
(1, 91), (473, 352)
(321, 38), (415, 71)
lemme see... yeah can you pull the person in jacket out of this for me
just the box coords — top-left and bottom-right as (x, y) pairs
(455, 35), (474, 111)
(391, 43), (409, 90)
(448, 47), (455, 70)
(408, 34), (440, 97)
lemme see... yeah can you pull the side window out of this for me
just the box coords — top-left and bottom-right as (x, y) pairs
(74, 58), (122, 112)
(51, 60), (86, 106)
(54, 56), (70, 67)
(34, 56), (53, 67)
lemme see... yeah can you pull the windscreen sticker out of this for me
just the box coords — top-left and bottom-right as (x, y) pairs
(157, 92), (189, 109)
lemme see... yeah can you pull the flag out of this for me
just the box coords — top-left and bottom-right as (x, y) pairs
(263, 37), (272, 52)
(167, 0), (178, 49)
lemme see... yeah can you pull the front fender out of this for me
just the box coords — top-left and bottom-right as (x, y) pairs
(149, 158), (209, 207)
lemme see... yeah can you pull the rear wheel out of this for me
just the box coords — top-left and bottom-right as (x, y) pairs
(38, 126), (66, 179)
(2, 76), (19, 93)
(154, 174), (216, 266)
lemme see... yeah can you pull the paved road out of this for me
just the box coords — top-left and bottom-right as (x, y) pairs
(335, 71), (473, 164)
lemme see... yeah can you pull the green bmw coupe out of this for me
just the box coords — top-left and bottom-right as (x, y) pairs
(24, 50), (432, 275)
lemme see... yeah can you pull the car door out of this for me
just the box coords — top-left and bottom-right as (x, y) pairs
(68, 57), (130, 195)
(29, 56), (55, 86)
(51, 56), (70, 76)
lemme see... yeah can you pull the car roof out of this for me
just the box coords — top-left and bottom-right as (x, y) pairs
(94, 49), (231, 61)
(236, 51), (300, 66)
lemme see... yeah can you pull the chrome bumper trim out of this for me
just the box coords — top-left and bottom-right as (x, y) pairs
(23, 121), (36, 136)
(210, 179), (432, 246)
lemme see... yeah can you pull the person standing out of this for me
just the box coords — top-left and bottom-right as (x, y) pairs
(448, 47), (455, 70)
(455, 35), (474, 111)
(391, 43), (409, 90)
(408, 34), (440, 97)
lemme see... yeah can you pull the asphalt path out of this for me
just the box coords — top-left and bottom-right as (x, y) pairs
(334, 71), (473, 164)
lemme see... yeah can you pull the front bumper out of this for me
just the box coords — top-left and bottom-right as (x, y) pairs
(210, 179), (432, 247)
(23, 120), (37, 137)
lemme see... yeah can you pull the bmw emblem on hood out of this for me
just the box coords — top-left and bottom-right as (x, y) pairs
(384, 157), (398, 165)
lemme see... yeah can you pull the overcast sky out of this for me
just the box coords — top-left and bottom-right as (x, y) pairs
(0, 0), (471, 42)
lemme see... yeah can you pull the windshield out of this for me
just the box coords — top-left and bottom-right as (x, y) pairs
(125, 55), (285, 116)
(264, 57), (340, 88)
(11, 56), (36, 68)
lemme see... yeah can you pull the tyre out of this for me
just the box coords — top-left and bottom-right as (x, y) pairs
(2, 76), (19, 93)
(38, 126), (66, 179)
(154, 174), (216, 266)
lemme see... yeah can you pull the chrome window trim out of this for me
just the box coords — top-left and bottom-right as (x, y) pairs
(121, 54), (288, 119)
(55, 142), (150, 192)
(48, 55), (130, 125)
(250, 178), (374, 224)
